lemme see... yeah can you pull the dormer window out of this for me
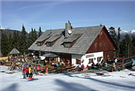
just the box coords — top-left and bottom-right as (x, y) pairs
(46, 42), (53, 47)
(36, 32), (52, 46)
(64, 42), (72, 48)
(63, 34), (82, 48)
(36, 39), (48, 46)
(37, 42), (42, 46)
(46, 34), (61, 47)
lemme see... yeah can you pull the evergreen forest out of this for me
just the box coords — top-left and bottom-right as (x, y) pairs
(0, 25), (42, 56)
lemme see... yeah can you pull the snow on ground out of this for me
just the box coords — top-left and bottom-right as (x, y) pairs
(0, 66), (135, 91)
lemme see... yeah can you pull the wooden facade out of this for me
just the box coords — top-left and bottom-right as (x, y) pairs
(86, 27), (117, 62)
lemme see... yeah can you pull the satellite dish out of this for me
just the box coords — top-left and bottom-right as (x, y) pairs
(68, 30), (72, 34)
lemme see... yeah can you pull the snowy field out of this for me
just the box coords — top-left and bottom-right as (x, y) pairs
(0, 66), (135, 91)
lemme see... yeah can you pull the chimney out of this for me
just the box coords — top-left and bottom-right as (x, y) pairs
(65, 21), (72, 38)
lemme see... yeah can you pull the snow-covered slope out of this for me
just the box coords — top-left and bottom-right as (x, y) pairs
(0, 66), (135, 91)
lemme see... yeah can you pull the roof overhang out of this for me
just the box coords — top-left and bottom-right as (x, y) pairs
(43, 52), (59, 58)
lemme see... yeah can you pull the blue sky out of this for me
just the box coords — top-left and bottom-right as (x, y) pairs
(1, 0), (135, 32)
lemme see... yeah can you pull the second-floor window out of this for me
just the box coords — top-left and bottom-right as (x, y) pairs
(95, 42), (97, 49)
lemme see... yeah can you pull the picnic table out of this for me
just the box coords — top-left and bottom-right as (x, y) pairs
(40, 65), (77, 73)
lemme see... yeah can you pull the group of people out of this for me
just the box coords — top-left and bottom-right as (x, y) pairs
(76, 64), (85, 72)
(22, 65), (38, 79)
(51, 61), (68, 67)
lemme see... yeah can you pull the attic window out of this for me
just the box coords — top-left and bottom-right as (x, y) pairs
(63, 34), (82, 48)
(63, 34), (82, 43)
(46, 42), (53, 47)
(36, 39), (47, 46)
(37, 42), (42, 46)
(100, 43), (102, 48)
(95, 43), (97, 49)
(36, 34), (52, 46)
(64, 42), (72, 48)
(46, 34), (61, 47)
(99, 31), (103, 35)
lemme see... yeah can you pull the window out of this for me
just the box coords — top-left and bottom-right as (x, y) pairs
(97, 57), (102, 62)
(99, 31), (103, 39)
(104, 42), (108, 47)
(100, 43), (102, 48)
(89, 59), (93, 64)
(76, 59), (81, 64)
(46, 42), (52, 47)
(99, 31), (103, 35)
(63, 34), (82, 48)
(64, 43), (72, 48)
(82, 60), (84, 63)
(95, 43), (97, 49)
(37, 42), (41, 46)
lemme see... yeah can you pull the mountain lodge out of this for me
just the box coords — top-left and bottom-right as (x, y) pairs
(28, 21), (117, 67)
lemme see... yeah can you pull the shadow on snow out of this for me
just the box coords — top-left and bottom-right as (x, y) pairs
(55, 79), (96, 91)
(1, 83), (18, 91)
(63, 73), (135, 90)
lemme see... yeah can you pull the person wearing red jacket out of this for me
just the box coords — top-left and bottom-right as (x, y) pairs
(25, 67), (29, 77)
(22, 67), (26, 79)
(81, 64), (85, 72)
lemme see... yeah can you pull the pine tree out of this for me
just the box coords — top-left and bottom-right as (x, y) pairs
(1, 34), (9, 56)
(0, 51), (2, 57)
(22, 25), (27, 36)
(12, 31), (21, 51)
(27, 28), (34, 48)
(109, 27), (117, 43)
(131, 36), (135, 55)
(33, 29), (37, 41)
(20, 25), (27, 55)
(120, 34), (133, 57)
(8, 32), (13, 55)
(117, 27), (121, 57)
(38, 27), (42, 37)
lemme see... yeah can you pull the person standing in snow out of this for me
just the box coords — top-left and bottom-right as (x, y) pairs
(22, 66), (26, 79)
(28, 65), (33, 79)
(26, 66), (29, 77)
(113, 61), (116, 71)
(114, 57), (118, 63)
(81, 64), (85, 72)
(33, 66), (38, 75)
